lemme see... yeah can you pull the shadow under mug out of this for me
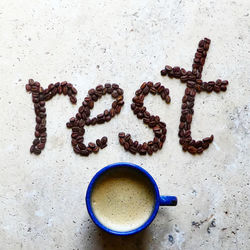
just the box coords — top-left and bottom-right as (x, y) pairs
(85, 162), (177, 236)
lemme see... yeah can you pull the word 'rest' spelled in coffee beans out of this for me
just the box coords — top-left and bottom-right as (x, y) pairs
(160, 38), (228, 155)
(26, 38), (228, 157)
(118, 81), (170, 155)
(26, 79), (77, 155)
(66, 84), (124, 156)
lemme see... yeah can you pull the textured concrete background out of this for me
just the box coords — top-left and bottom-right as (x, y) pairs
(0, 0), (249, 249)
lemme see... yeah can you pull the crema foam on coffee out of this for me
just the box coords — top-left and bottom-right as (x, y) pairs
(91, 167), (155, 232)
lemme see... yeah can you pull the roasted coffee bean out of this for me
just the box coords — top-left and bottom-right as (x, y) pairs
(137, 112), (144, 119)
(202, 142), (209, 149)
(104, 83), (111, 89)
(80, 150), (89, 156)
(187, 146), (197, 154)
(220, 85), (227, 91)
(26, 84), (31, 91)
(122, 142), (128, 150)
(160, 69), (167, 76)
(30, 145), (35, 153)
(100, 136), (107, 145)
(96, 85), (104, 91)
(195, 140), (203, 148)
(165, 65), (172, 72)
(142, 86), (150, 95)
(33, 139), (40, 145)
(203, 137), (211, 143)
(88, 142), (96, 148)
(129, 146), (137, 154)
(105, 116), (111, 121)
(112, 101), (117, 109)
(119, 132), (125, 138)
(33, 147), (41, 155)
(117, 88), (123, 95)
(73, 147), (80, 154)
(119, 138), (125, 145)
(186, 114), (192, 123)
(92, 147), (99, 153)
(104, 110), (109, 116)
(68, 89), (73, 96)
(62, 86), (68, 95)
(61, 81), (68, 86)
(115, 105), (121, 114)
(88, 100), (94, 109)
(37, 143), (45, 150)
(117, 100), (124, 106)
(72, 127), (79, 132)
(112, 83), (119, 89)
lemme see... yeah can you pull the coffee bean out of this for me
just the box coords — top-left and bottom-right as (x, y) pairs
(73, 147), (80, 154)
(88, 142), (96, 148)
(110, 108), (115, 117)
(104, 83), (111, 88)
(112, 84), (119, 89)
(32, 147), (41, 155)
(118, 132), (125, 138)
(30, 145), (35, 153)
(115, 106), (121, 114)
(37, 143), (45, 150)
(165, 65), (172, 72)
(62, 86), (68, 95)
(160, 69), (167, 76)
(88, 100), (94, 109)
(202, 142), (209, 149)
(142, 86), (150, 95)
(67, 89), (72, 96)
(117, 88), (123, 95)
(96, 85), (104, 91)
(129, 146), (137, 154)
(80, 150), (89, 156)
(99, 136), (107, 145)
(197, 147), (204, 154)
(117, 100), (124, 106)
(32, 139), (40, 145)
(140, 82), (147, 90)
(122, 142), (128, 150)
(118, 138), (125, 145)
(93, 147), (99, 153)
(165, 96), (171, 104)
(220, 85), (227, 91)
(186, 114), (192, 123)
(187, 146), (197, 154)
(203, 137), (211, 143)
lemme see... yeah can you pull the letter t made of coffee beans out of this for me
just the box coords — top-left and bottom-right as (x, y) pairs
(160, 38), (229, 155)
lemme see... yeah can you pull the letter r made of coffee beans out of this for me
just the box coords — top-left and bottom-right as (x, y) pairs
(26, 38), (228, 157)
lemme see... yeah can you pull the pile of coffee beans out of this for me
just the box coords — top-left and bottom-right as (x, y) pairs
(25, 79), (77, 155)
(160, 37), (228, 154)
(118, 81), (170, 155)
(66, 84), (124, 156)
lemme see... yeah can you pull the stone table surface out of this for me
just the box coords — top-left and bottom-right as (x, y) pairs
(0, 0), (249, 249)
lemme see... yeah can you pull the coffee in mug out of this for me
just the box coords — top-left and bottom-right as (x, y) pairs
(90, 167), (155, 232)
(86, 162), (177, 235)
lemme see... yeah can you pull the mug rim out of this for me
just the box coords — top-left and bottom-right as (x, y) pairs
(85, 162), (160, 235)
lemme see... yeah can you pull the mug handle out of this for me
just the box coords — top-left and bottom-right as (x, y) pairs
(159, 196), (177, 206)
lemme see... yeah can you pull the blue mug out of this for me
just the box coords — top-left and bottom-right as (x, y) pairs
(85, 162), (177, 235)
